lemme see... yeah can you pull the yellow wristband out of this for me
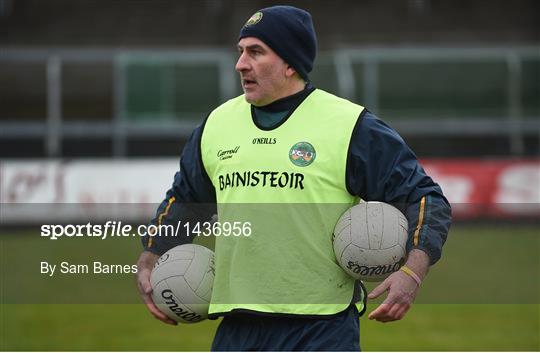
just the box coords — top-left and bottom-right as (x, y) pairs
(400, 266), (422, 286)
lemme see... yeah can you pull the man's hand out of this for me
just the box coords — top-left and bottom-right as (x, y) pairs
(136, 250), (177, 325)
(367, 249), (429, 322)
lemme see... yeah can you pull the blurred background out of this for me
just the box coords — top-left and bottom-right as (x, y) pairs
(0, 0), (539, 351)
(0, 0), (538, 158)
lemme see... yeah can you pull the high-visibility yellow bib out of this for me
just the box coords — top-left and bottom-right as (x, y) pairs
(201, 89), (365, 316)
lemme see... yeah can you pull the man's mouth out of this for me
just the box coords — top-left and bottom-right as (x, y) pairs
(242, 79), (257, 88)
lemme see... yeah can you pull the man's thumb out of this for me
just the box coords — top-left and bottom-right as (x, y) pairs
(368, 281), (389, 299)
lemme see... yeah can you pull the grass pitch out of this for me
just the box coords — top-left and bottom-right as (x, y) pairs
(1, 224), (538, 351)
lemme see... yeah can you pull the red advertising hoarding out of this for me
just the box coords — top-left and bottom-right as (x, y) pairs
(421, 159), (539, 219)
(1, 159), (538, 221)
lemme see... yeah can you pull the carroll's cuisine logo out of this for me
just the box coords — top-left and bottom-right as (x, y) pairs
(217, 146), (239, 160)
(244, 11), (263, 27)
(289, 142), (316, 167)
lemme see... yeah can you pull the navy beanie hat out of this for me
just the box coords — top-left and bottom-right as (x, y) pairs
(239, 5), (317, 81)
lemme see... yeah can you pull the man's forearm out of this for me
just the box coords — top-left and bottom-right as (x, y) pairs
(137, 250), (160, 271)
(404, 248), (430, 281)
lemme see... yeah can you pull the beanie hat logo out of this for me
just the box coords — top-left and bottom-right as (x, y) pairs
(244, 11), (263, 27)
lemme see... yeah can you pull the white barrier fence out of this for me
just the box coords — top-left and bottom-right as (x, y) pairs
(0, 159), (178, 223)
(1, 159), (539, 223)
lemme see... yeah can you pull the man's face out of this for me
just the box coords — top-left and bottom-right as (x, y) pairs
(235, 37), (292, 106)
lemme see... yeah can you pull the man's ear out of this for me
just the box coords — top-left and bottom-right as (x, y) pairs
(285, 65), (297, 78)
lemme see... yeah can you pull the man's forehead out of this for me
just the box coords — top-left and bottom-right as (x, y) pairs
(237, 37), (269, 49)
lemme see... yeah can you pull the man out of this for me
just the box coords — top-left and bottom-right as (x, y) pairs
(136, 5), (451, 351)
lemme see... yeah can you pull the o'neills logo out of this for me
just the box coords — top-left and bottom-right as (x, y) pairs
(161, 289), (202, 322)
(252, 137), (276, 144)
(153, 253), (170, 268)
(217, 146), (239, 160)
(346, 260), (403, 278)
(289, 142), (316, 167)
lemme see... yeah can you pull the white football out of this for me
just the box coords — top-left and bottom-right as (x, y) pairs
(150, 244), (214, 323)
(333, 201), (408, 282)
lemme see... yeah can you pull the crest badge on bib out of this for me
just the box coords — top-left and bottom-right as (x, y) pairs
(289, 142), (316, 167)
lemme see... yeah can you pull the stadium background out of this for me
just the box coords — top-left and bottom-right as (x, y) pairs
(0, 0), (539, 351)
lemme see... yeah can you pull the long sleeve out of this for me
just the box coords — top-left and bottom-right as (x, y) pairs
(346, 110), (452, 265)
(142, 120), (217, 255)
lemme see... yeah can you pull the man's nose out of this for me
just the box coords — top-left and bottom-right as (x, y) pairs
(235, 52), (250, 72)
